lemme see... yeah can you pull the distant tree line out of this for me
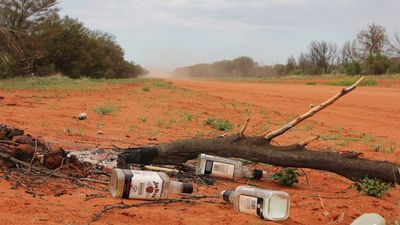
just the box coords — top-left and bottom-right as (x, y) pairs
(282, 24), (400, 76)
(0, 0), (147, 79)
(175, 23), (400, 77)
(174, 56), (277, 77)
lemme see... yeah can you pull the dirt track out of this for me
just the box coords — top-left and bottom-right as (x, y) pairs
(171, 79), (400, 144)
(0, 78), (399, 224)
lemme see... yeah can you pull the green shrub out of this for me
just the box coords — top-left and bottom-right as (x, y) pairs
(142, 86), (150, 92)
(272, 168), (301, 186)
(139, 116), (148, 123)
(203, 116), (233, 131)
(327, 77), (376, 86)
(305, 82), (316, 85)
(153, 80), (173, 89)
(364, 55), (392, 75)
(184, 112), (193, 122)
(94, 105), (118, 116)
(344, 61), (362, 75)
(355, 176), (392, 197)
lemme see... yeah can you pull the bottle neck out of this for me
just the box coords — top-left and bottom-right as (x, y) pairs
(242, 167), (270, 180)
(242, 167), (255, 178)
(169, 181), (183, 194)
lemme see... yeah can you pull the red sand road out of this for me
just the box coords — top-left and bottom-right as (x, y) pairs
(0, 79), (399, 225)
(171, 79), (400, 144)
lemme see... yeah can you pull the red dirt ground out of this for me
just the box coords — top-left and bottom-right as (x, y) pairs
(0, 78), (399, 225)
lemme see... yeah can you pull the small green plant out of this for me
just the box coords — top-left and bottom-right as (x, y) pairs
(94, 105), (118, 116)
(213, 119), (233, 131)
(272, 168), (301, 186)
(139, 116), (148, 123)
(305, 82), (316, 85)
(184, 112), (193, 122)
(195, 131), (204, 138)
(153, 80), (173, 89)
(204, 116), (216, 126)
(156, 119), (165, 127)
(204, 116), (233, 131)
(142, 86), (150, 92)
(65, 128), (73, 135)
(355, 176), (392, 198)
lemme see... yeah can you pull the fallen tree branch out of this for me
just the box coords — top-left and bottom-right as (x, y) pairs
(116, 134), (400, 184)
(264, 76), (365, 140)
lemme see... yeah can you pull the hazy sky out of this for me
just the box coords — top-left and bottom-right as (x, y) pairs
(59, 0), (400, 74)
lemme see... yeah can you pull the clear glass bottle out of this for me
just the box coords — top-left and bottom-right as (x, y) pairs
(195, 154), (269, 180)
(110, 168), (193, 200)
(221, 186), (290, 221)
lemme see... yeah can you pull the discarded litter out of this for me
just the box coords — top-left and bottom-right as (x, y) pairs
(110, 168), (193, 200)
(350, 213), (385, 225)
(221, 186), (290, 221)
(73, 112), (87, 120)
(195, 154), (269, 180)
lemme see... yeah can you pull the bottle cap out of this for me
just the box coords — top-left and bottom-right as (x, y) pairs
(182, 183), (193, 194)
(252, 169), (264, 180)
(221, 190), (233, 202)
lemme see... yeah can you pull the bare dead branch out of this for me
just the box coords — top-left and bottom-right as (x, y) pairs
(299, 135), (320, 147)
(91, 195), (221, 223)
(0, 151), (107, 191)
(264, 76), (365, 140)
(239, 117), (250, 138)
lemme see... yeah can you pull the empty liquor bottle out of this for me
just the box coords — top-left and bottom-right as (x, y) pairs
(110, 168), (193, 200)
(221, 186), (290, 221)
(195, 154), (268, 180)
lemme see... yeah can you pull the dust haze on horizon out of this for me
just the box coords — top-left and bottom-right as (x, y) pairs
(60, 0), (400, 76)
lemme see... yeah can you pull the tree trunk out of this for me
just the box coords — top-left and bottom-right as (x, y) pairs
(117, 134), (400, 184)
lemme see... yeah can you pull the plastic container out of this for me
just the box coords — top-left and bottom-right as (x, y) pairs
(110, 168), (193, 200)
(221, 186), (290, 221)
(350, 213), (385, 225)
(195, 154), (269, 180)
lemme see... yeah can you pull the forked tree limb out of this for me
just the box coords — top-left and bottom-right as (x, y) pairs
(117, 135), (400, 184)
(264, 76), (365, 140)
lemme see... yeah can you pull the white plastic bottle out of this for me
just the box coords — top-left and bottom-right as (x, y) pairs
(195, 154), (268, 180)
(221, 186), (290, 221)
(350, 213), (385, 225)
(110, 169), (193, 200)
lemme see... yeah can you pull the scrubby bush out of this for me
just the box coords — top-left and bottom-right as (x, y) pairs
(272, 168), (301, 186)
(355, 176), (392, 197)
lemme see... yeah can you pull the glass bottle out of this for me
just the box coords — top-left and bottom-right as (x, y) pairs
(110, 168), (193, 200)
(195, 154), (269, 180)
(221, 186), (290, 221)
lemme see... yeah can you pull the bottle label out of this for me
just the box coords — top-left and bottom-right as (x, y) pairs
(204, 160), (235, 179)
(123, 170), (164, 200)
(238, 195), (264, 218)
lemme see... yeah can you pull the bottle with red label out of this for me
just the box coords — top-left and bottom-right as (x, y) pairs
(110, 169), (193, 200)
(221, 186), (290, 221)
(195, 154), (269, 180)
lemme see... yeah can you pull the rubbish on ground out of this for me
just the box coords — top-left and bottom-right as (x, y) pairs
(195, 154), (268, 180)
(350, 213), (385, 225)
(110, 168), (193, 200)
(73, 112), (87, 120)
(221, 185), (290, 221)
